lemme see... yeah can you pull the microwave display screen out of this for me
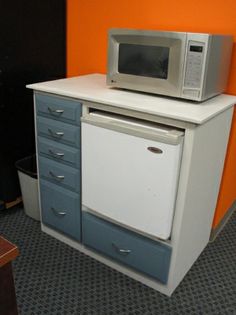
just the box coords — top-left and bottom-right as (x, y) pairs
(118, 44), (169, 79)
(190, 45), (203, 53)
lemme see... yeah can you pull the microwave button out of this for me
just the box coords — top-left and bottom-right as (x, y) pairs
(185, 79), (201, 88)
(182, 89), (200, 98)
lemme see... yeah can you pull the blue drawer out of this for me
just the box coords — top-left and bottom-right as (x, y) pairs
(38, 137), (80, 168)
(82, 212), (171, 284)
(37, 116), (80, 148)
(36, 93), (82, 125)
(40, 180), (81, 241)
(39, 157), (80, 192)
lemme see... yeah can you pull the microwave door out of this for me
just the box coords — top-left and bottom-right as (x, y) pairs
(107, 30), (187, 98)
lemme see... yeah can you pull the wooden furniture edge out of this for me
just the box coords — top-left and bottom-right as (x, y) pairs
(0, 236), (19, 267)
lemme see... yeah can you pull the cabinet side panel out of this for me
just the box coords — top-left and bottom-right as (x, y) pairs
(168, 107), (233, 291)
(213, 107), (236, 227)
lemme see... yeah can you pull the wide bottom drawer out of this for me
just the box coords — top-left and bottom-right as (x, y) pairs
(40, 180), (81, 241)
(82, 212), (171, 284)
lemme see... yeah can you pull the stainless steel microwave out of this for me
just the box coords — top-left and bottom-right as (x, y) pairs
(107, 29), (233, 101)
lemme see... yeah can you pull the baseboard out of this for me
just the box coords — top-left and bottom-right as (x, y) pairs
(1, 198), (23, 211)
(210, 200), (236, 242)
(5, 197), (22, 209)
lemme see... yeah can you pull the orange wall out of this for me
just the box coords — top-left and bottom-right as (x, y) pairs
(67, 0), (236, 228)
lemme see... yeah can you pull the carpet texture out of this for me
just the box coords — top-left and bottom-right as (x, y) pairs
(0, 207), (235, 315)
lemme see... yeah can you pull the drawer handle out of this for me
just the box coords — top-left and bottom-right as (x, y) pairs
(49, 171), (65, 181)
(48, 107), (64, 115)
(112, 243), (131, 256)
(48, 149), (65, 158)
(48, 128), (64, 138)
(147, 147), (163, 154)
(50, 207), (66, 216)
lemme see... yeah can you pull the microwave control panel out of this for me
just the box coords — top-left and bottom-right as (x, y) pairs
(184, 41), (205, 89)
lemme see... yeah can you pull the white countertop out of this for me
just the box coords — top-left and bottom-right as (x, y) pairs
(27, 74), (236, 124)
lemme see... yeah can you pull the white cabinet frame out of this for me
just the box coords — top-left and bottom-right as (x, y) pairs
(28, 74), (236, 296)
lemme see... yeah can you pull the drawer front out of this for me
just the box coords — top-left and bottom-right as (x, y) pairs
(37, 116), (80, 148)
(40, 180), (81, 241)
(82, 212), (171, 284)
(38, 137), (80, 168)
(39, 157), (80, 192)
(36, 93), (82, 125)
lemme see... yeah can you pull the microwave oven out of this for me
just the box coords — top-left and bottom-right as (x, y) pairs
(107, 29), (233, 101)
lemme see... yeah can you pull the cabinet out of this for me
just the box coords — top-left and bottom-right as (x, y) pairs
(28, 74), (236, 296)
(35, 93), (82, 241)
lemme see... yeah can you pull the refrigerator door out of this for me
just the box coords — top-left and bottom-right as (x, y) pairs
(82, 115), (183, 240)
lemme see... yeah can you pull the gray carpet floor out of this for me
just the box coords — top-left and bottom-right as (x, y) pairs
(0, 206), (235, 315)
